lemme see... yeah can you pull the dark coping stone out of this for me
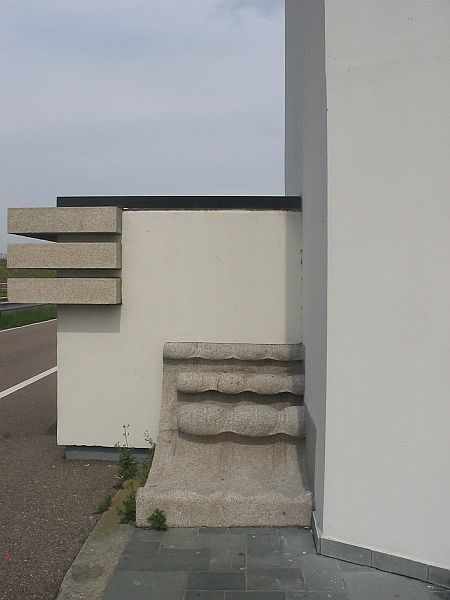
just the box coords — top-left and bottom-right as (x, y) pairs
(246, 567), (305, 591)
(321, 538), (372, 567)
(429, 566), (450, 589)
(372, 551), (428, 580)
(336, 559), (376, 573)
(57, 196), (302, 212)
(301, 555), (345, 592)
(151, 547), (211, 571)
(187, 572), (246, 591)
(104, 570), (187, 600)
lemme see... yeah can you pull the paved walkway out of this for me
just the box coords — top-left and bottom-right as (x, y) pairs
(104, 527), (448, 600)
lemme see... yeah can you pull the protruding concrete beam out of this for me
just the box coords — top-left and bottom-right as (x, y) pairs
(8, 207), (122, 241)
(7, 243), (122, 269)
(7, 278), (121, 305)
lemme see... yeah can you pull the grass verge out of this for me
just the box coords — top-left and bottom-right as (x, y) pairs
(0, 305), (57, 330)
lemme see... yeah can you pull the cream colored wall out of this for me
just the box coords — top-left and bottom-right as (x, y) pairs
(57, 210), (302, 448)
(285, 0), (328, 530)
(323, 0), (450, 570)
(286, 0), (450, 570)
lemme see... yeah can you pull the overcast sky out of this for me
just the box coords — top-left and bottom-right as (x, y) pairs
(0, 0), (284, 252)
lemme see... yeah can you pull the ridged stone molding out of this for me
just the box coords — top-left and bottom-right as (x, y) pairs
(136, 342), (312, 528)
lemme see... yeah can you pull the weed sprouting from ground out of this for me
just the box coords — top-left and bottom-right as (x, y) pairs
(117, 483), (137, 524)
(147, 508), (167, 531)
(94, 493), (112, 514)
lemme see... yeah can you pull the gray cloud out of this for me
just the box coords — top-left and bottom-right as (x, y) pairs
(0, 0), (284, 252)
(216, 0), (284, 16)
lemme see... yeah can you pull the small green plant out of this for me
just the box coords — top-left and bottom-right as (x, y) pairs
(138, 431), (156, 486)
(116, 425), (138, 482)
(117, 483), (137, 523)
(147, 508), (167, 531)
(94, 493), (112, 514)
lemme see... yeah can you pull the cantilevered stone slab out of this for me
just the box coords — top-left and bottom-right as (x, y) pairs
(7, 243), (121, 269)
(8, 207), (122, 241)
(7, 277), (121, 305)
(136, 342), (312, 528)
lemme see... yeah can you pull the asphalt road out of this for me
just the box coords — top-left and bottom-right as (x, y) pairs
(0, 320), (57, 391)
(0, 321), (117, 600)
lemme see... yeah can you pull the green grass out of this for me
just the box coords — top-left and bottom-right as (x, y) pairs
(0, 306), (57, 330)
(0, 258), (55, 283)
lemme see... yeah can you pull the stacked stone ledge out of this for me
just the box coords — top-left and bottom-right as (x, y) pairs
(7, 207), (122, 305)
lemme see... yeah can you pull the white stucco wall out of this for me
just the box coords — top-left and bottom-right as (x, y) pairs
(285, 0), (328, 530)
(324, 0), (450, 570)
(286, 0), (450, 571)
(57, 210), (302, 448)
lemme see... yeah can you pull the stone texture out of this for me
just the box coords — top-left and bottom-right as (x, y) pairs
(8, 207), (122, 240)
(177, 404), (305, 437)
(177, 372), (305, 395)
(7, 242), (121, 269)
(372, 551), (428, 581)
(163, 342), (304, 362)
(136, 342), (312, 528)
(7, 277), (121, 305)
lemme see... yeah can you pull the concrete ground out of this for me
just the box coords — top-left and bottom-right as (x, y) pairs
(104, 527), (449, 600)
(0, 321), (117, 600)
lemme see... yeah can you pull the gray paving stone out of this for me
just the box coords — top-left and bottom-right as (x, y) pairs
(286, 592), (348, 599)
(344, 571), (433, 600)
(247, 532), (281, 556)
(280, 529), (317, 556)
(122, 540), (161, 556)
(185, 592), (225, 600)
(210, 547), (246, 571)
(116, 553), (158, 571)
(232, 527), (280, 535)
(151, 547), (211, 571)
(301, 555), (345, 592)
(188, 572), (246, 590)
(429, 566), (450, 589)
(246, 567), (305, 591)
(247, 551), (302, 568)
(431, 592), (450, 600)
(226, 592), (285, 599)
(372, 551), (428, 580)
(104, 570), (187, 600)
(196, 533), (246, 551)
(131, 527), (165, 541)
(161, 528), (200, 548)
(199, 528), (233, 535)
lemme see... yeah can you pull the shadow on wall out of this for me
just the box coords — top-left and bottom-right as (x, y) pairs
(284, 211), (303, 343)
(57, 305), (122, 334)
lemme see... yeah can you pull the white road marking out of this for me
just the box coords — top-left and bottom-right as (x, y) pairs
(0, 318), (57, 334)
(0, 366), (57, 399)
